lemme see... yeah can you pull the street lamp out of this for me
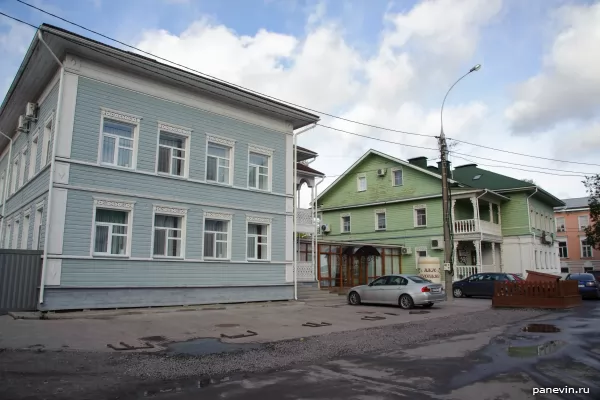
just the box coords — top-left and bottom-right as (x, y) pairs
(438, 64), (481, 301)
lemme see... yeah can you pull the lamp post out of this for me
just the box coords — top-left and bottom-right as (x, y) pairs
(439, 64), (481, 301)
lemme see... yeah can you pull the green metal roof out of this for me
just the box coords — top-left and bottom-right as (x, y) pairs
(451, 164), (533, 191)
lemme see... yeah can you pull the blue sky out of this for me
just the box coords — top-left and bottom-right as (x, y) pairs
(1, 0), (599, 202)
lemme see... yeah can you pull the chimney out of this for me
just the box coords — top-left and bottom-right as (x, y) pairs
(407, 156), (428, 169)
(437, 161), (452, 179)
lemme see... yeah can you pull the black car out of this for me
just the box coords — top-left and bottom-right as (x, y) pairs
(452, 273), (522, 298)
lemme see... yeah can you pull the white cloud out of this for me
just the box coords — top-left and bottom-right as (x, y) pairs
(505, 1), (600, 134)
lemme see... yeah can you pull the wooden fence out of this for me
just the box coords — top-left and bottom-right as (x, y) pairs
(492, 280), (581, 309)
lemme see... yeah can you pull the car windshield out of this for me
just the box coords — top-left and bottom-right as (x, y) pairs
(408, 276), (431, 284)
(569, 274), (594, 281)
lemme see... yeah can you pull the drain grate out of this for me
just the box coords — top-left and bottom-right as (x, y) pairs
(220, 330), (258, 339)
(302, 322), (332, 327)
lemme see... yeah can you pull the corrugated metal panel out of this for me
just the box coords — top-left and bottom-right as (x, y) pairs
(0, 250), (43, 313)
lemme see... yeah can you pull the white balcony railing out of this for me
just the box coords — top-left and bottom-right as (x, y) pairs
(453, 219), (502, 236)
(297, 261), (315, 282)
(297, 208), (317, 234)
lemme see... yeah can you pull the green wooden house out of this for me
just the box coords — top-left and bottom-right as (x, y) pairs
(311, 149), (564, 288)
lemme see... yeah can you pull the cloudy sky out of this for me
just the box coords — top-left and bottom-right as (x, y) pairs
(1, 0), (599, 207)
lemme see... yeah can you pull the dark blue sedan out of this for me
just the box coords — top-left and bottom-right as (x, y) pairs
(452, 273), (523, 298)
(565, 273), (600, 299)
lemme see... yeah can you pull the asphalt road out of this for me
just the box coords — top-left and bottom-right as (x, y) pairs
(145, 301), (600, 400)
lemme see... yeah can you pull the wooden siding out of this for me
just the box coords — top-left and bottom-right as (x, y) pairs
(40, 285), (293, 311)
(318, 153), (442, 209)
(530, 195), (557, 235)
(71, 77), (287, 193)
(500, 192), (531, 237)
(62, 189), (285, 261)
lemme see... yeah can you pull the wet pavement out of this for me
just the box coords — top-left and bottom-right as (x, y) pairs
(144, 301), (600, 400)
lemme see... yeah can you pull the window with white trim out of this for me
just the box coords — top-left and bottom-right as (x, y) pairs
(414, 206), (427, 227)
(581, 238), (593, 258)
(21, 212), (30, 249)
(93, 208), (130, 256)
(29, 133), (38, 179)
(157, 131), (188, 177)
(206, 142), (232, 184)
(376, 210), (386, 230)
(392, 168), (403, 186)
(558, 240), (568, 258)
(3, 220), (11, 248)
(357, 175), (366, 192)
(204, 218), (230, 259)
(341, 215), (351, 233)
(32, 204), (43, 250)
(153, 214), (184, 257)
(10, 156), (19, 195)
(248, 152), (270, 191)
(19, 146), (27, 186)
(555, 217), (565, 232)
(101, 119), (136, 168)
(12, 218), (19, 249)
(41, 117), (52, 167)
(0, 172), (5, 204)
(578, 215), (589, 231)
(247, 222), (269, 260)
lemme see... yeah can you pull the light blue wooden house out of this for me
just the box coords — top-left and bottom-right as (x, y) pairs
(0, 24), (319, 310)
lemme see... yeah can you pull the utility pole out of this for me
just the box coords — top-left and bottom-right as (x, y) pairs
(439, 64), (481, 302)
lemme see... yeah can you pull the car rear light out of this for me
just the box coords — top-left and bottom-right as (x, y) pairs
(421, 287), (431, 292)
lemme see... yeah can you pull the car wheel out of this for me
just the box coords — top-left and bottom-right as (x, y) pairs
(453, 288), (464, 298)
(348, 291), (361, 305)
(399, 294), (414, 310)
(422, 303), (434, 308)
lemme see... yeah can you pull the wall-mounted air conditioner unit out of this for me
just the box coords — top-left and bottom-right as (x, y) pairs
(321, 224), (331, 233)
(401, 247), (412, 255)
(17, 115), (29, 133)
(431, 237), (444, 250)
(377, 169), (386, 177)
(25, 102), (38, 121)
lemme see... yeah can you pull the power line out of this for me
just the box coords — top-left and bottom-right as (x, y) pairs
(10, 1), (600, 167)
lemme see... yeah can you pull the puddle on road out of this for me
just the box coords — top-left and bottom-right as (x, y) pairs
(507, 340), (567, 358)
(166, 338), (262, 356)
(522, 324), (561, 333)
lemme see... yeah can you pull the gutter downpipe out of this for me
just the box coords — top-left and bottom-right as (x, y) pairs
(38, 30), (65, 305)
(0, 130), (13, 241)
(314, 176), (325, 286)
(293, 123), (316, 301)
(475, 190), (487, 274)
(526, 187), (539, 276)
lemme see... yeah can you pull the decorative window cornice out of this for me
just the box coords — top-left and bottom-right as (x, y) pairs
(413, 204), (427, 210)
(94, 198), (135, 211)
(246, 215), (272, 224)
(249, 144), (274, 156)
(154, 205), (188, 215)
(204, 211), (233, 221)
(158, 122), (192, 136)
(207, 134), (235, 148)
(101, 109), (141, 124)
(375, 208), (386, 214)
(340, 212), (350, 218)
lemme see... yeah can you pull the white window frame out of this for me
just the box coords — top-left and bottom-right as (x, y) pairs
(3, 219), (11, 248)
(155, 122), (192, 179)
(415, 246), (428, 267)
(40, 114), (54, 167)
(578, 215), (589, 231)
(29, 130), (39, 179)
(375, 209), (386, 231)
(97, 109), (141, 170)
(12, 217), (20, 249)
(557, 239), (568, 258)
(414, 204), (427, 227)
(247, 144), (273, 192)
(10, 155), (19, 195)
(90, 198), (135, 257)
(0, 172), (5, 205)
(21, 210), (31, 250)
(206, 135), (235, 186)
(19, 145), (28, 187)
(391, 167), (403, 187)
(246, 215), (272, 261)
(151, 205), (187, 259)
(203, 211), (233, 260)
(32, 202), (44, 250)
(555, 216), (565, 232)
(580, 236), (593, 258)
(340, 213), (351, 233)
(357, 174), (367, 192)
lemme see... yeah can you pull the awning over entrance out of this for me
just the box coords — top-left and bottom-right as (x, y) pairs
(341, 245), (381, 257)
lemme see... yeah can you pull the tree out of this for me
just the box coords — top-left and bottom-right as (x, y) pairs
(583, 175), (600, 250)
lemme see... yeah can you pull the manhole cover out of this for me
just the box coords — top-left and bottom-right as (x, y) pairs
(522, 324), (560, 333)
(215, 324), (240, 328)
